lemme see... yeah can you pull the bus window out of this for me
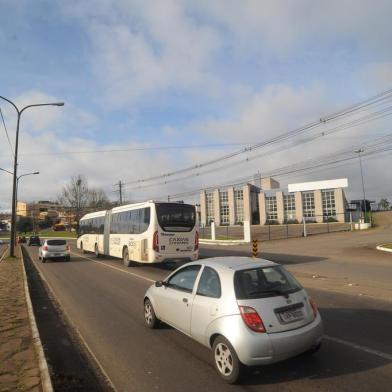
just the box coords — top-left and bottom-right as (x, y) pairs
(156, 203), (195, 232)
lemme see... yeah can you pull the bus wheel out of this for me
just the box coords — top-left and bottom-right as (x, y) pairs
(94, 244), (99, 258)
(123, 247), (133, 267)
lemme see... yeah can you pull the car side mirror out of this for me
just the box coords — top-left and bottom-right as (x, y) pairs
(155, 281), (167, 288)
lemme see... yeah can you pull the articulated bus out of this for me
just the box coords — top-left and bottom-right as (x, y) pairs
(76, 201), (199, 266)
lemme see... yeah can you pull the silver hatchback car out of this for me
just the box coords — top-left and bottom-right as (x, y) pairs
(144, 257), (323, 383)
(39, 239), (71, 262)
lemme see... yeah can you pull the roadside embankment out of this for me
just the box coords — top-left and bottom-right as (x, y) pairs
(0, 252), (42, 391)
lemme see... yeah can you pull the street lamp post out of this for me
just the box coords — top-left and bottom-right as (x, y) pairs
(354, 148), (367, 223)
(1, 168), (40, 233)
(0, 95), (64, 256)
(15, 171), (40, 216)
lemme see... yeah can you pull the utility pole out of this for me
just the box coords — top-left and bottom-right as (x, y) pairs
(115, 181), (123, 205)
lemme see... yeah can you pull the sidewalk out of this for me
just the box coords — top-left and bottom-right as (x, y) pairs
(0, 254), (42, 392)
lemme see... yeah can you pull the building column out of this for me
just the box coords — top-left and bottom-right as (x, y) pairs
(276, 191), (284, 224)
(199, 191), (207, 227)
(294, 192), (303, 223)
(314, 190), (323, 223)
(213, 189), (220, 226)
(243, 185), (252, 225)
(258, 192), (266, 225)
(228, 187), (235, 225)
(335, 188), (345, 222)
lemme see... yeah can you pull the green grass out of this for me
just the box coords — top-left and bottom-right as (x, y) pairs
(15, 230), (77, 238)
(382, 243), (392, 249)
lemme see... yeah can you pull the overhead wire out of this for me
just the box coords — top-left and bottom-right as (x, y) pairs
(0, 107), (14, 158)
(121, 88), (392, 186)
(122, 108), (392, 191)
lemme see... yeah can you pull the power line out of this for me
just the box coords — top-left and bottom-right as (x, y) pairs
(0, 107), (14, 158)
(123, 109), (392, 192)
(121, 87), (392, 186)
(6, 142), (255, 158)
(147, 137), (392, 201)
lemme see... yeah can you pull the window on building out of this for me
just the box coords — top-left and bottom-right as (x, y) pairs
(234, 189), (244, 224)
(322, 190), (336, 220)
(302, 191), (315, 219)
(284, 193), (296, 222)
(206, 192), (214, 225)
(265, 196), (278, 223)
(219, 191), (229, 225)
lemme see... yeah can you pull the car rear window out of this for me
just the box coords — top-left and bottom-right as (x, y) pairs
(234, 266), (302, 299)
(47, 240), (66, 246)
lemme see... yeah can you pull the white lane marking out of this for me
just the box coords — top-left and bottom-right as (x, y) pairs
(70, 251), (155, 283)
(324, 335), (392, 361)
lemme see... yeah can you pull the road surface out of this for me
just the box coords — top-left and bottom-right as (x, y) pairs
(24, 243), (392, 392)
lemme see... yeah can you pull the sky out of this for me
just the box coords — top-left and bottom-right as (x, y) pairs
(1, 0), (392, 211)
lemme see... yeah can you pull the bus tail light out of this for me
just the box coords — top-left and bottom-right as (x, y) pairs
(194, 231), (199, 251)
(239, 305), (266, 333)
(153, 231), (159, 252)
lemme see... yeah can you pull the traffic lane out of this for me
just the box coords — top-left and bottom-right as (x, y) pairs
(26, 247), (392, 392)
(68, 244), (392, 356)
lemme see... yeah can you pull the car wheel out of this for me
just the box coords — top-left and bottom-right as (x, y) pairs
(81, 242), (86, 254)
(94, 244), (99, 258)
(212, 336), (243, 384)
(123, 248), (135, 267)
(42, 258), (46, 263)
(144, 299), (159, 329)
(66, 256), (71, 262)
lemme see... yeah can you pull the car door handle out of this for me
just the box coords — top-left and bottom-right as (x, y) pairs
(182, 298), (188, 303)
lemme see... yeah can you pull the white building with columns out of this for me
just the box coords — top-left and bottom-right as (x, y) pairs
(199, 178), (348, 226)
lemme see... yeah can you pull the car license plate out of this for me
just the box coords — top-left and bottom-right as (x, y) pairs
(279, 309), (304, 323)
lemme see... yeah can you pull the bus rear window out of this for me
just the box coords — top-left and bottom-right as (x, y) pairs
(156, 203), (196, 232)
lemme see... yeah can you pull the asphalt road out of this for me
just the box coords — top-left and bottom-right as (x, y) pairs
(24, 243), (392, 392)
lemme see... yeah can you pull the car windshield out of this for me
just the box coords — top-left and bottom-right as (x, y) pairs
(234, 266), (302, 299)
(47, 240), (66, 246)
(156, 203), (196, 232)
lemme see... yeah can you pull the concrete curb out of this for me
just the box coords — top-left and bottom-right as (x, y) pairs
(200, 239), (250, 246)
(26, 248), (117, 392)
(20, 247), (54, 392)
(376, 244), (392, 253)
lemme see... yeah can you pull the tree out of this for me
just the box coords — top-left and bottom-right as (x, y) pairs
(16, 217), (33, 233)
(58, 175), (110, 232)
(378, 198), (390, 211)
(89, 188), (110, 209)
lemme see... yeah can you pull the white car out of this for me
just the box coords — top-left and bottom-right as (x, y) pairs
(39, 239), (71, 262)
(144, 257), (323, 383)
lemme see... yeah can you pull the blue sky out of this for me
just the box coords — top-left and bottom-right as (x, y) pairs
(1, 0), (392, 209)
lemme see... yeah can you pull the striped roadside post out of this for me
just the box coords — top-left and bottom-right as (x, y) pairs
(252, 239), (258, 258)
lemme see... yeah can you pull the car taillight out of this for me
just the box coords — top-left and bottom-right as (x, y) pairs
(194, 231), (199, 251)
(309, 297), (318, 319)
(239, 305), (266, 333)
(43, 245), (48, 251)
(153, 231), (159, 252)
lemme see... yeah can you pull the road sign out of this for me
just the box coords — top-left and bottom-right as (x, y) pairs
(252, 239), (258, 258)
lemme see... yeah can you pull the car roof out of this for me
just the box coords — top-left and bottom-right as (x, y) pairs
(189, 257), (278, 271)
